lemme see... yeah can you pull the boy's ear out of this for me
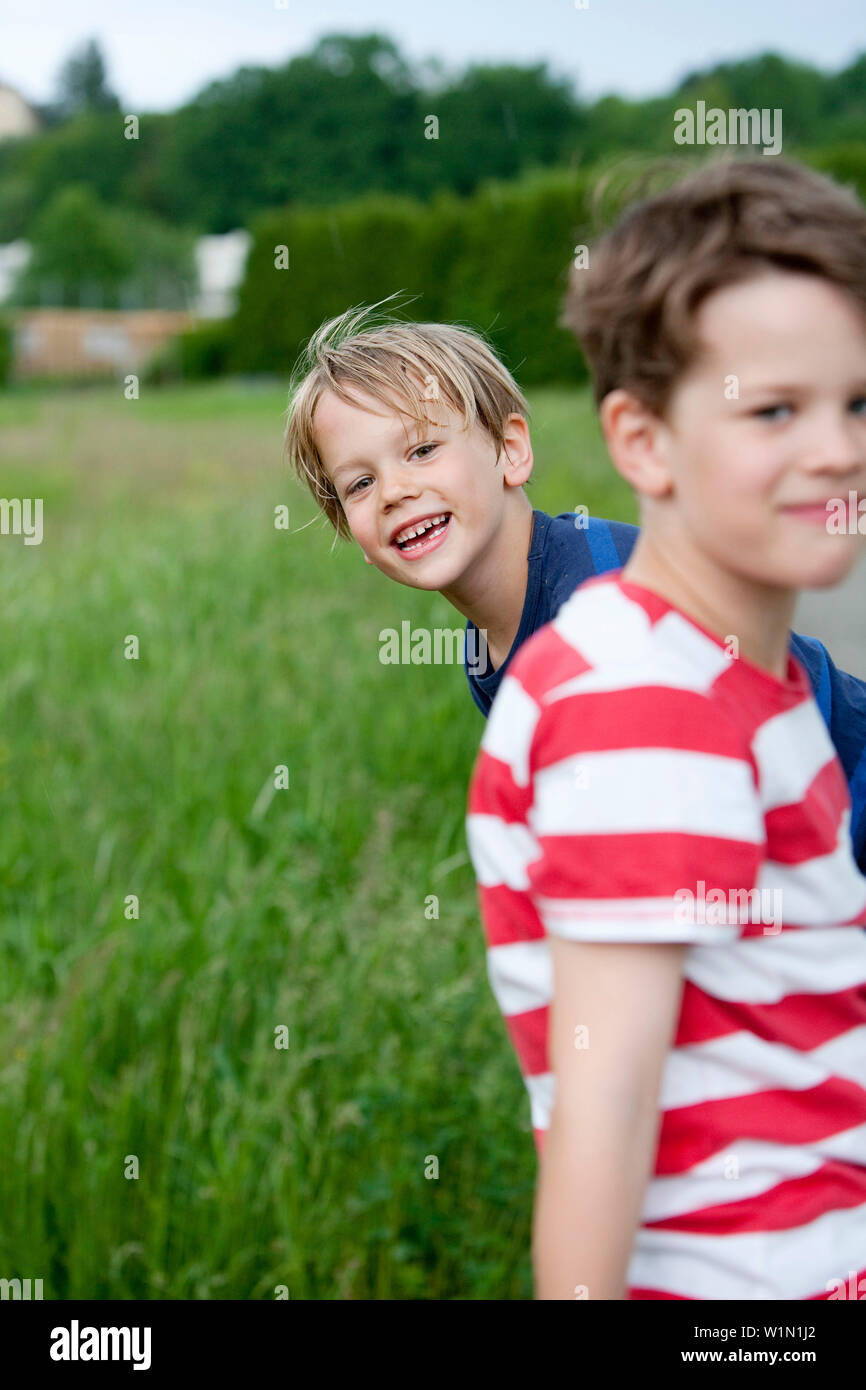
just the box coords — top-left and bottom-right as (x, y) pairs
(500, 413), (534, 489)
(599, 390), (672, 498)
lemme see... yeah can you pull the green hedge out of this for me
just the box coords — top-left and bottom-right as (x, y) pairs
(225, 145), (866, 387)
(144, 318), (234, 384)
(229, 169), (596, 386)
(230, 194), (450, 373)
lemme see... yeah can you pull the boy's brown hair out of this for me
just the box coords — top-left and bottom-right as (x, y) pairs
(564, 155), (866, 417)
(285, 305), (529, 539)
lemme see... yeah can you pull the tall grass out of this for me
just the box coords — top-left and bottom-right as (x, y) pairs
(0, 380), (633, 1298)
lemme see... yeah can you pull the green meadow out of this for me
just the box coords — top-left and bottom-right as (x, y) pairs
(0, 380), (634, 1299)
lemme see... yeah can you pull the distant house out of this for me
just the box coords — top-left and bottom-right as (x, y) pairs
(0, 241), (30, 302)
(11, 308), (194, 379)
(194, 230), (251, 318)
(0, 81), (39, 140)
(0, 231), (250, 316)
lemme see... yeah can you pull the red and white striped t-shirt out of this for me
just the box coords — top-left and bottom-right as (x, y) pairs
(466, 571), (866, 1301)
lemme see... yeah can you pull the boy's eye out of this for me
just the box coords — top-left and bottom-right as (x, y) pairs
(753, 403), (792, 421)
(752, 398), (866, 422)
(347, 476), (373, 496)
(411, 443), (437, 459)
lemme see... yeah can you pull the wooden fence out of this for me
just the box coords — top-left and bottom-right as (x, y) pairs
(11, 308), (192, 379)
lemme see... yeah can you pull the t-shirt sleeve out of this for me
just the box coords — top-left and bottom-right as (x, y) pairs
(523, 678), (767, 943)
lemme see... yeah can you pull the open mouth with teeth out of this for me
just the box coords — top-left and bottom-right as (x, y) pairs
(392, 512), (452, 557)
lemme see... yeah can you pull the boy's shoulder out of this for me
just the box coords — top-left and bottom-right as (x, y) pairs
(537, 512), (639, 606)
(499, 570), (736, 714)
(478, 570), (820, 793)
(483, 573), (833, 822)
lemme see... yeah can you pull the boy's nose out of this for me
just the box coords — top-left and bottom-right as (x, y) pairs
(801, 414), (864, 475)
(380, 464), (422, 505)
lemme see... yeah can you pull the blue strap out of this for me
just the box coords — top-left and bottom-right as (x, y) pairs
(584, 517), (621, 575)
(812, 642), (832, 729)
(790, 633), (832, 729)
(850, 744), (866, 859)
(788, 635), (865, 867)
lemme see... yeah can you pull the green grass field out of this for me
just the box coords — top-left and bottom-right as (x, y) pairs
(0, 379), (635, 1299)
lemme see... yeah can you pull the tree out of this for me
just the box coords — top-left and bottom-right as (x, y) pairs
(0, 314), (12, 385)
(11, 185), (130, 307)
(155, 33), (423, 230)
(9, 185), (193, 309)
(54, 38), (120, 120)
(0, 36), (862, 240)
(423, 64), (582, 194)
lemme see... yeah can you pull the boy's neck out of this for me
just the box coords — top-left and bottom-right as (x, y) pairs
(441, 496), (535, 671)
(623, 529), (797, 679)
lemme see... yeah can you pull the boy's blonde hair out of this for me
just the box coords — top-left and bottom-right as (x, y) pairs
(284, 302), (529, 538)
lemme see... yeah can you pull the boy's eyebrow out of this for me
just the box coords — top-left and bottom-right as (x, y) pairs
(737, 381), (808, 396)
(330, 455), (374, 480)
(738, 378), (866, 396)
(330, 453), (380, 486)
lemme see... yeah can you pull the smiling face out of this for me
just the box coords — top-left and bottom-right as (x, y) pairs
(609, 269), (866, 594)
(311, 384), (531, 590)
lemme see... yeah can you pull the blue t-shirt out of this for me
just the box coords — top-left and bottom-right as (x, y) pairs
(464, 510), (866, 873)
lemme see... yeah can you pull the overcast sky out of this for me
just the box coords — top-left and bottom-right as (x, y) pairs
(2, 0), (863, 111)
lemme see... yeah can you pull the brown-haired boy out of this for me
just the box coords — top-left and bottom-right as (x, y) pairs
(466, 155), (866, 1299)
